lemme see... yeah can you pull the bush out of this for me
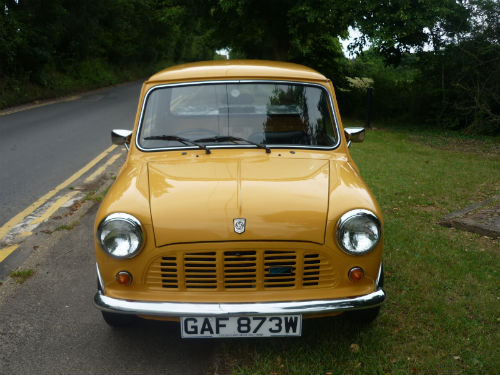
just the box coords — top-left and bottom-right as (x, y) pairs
(337, 45), (500, 135)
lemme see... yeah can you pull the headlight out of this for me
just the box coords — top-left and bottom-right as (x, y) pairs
(337, 209), (381, 255)
(97, 213), (144, 258)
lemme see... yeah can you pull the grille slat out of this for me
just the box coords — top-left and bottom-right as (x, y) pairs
(263, 250), (297, 289)
(224, 250), (256, 289)
(182, 251), (217, 288)
(146, 250), (336, 291)
(157, 256), (179, 289)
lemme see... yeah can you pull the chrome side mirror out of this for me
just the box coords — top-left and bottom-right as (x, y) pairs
(111, 129), (132, 150)
(344, 127), (365, 148)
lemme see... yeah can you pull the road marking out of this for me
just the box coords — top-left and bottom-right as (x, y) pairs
(83, 152), (121, 183)
(0, 96), (81, 116)
(0, 145), (117, 241)
(0, 245), (19, 262)
(30, 191), (79, 225)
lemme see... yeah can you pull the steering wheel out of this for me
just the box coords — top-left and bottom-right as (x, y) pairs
(176, 128), (219, 139)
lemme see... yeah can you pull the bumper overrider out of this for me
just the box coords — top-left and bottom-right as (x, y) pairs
(93, 265), (386, 317)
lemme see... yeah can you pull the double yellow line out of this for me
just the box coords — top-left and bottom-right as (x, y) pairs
(0, 145), (118, 262)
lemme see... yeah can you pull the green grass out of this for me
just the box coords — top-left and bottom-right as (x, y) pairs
(54, 221), (79, 231)
(84, 187), (110, 203)
(9, 269), (35, 284)
(219, 124), (500, 375)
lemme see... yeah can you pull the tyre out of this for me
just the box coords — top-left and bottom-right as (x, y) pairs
(101, 311), (136, 327)
(346, 305), (381, 324)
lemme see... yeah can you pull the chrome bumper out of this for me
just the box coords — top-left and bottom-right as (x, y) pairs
(94, 288), (386, 317)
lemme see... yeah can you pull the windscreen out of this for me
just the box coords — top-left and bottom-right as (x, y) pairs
(138, 82), (338, 149)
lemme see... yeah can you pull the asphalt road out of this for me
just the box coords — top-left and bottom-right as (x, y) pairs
(0, 83), (215, 374)
(0, 82), (142, 228)
(0, 204), (214, 375)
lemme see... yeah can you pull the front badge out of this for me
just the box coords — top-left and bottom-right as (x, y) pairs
(233, 218), (246, 234)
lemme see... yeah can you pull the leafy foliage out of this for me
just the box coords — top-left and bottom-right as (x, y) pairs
(352, 0), (470, 63)
(339, 0), (499, 134)
(415, 39), (500, 134)
(1, 0), (498, 133)
(338, 50), (419, 122)
(198, 0), (351, 83)
(0, 0), (213, 81)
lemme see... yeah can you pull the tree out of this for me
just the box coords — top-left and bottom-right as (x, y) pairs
(353, 0), (470, 64)
(198, 0), (473, 85)
(199, 0), (352, 83)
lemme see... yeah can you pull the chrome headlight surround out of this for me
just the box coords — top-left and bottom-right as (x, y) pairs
(336, 209), (381, 256)
(97, 213), (144, 259)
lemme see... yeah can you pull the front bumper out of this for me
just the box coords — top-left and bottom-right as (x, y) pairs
(94, 287), (386, 317)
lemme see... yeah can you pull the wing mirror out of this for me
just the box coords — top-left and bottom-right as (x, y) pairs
(344, 127), (365, 148)
(111, 129), (132, 150)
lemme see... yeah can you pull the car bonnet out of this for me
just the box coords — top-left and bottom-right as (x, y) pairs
(148, 156), (330, 246)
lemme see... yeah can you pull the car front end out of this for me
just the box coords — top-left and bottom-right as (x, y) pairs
(93, 60), (385, 337)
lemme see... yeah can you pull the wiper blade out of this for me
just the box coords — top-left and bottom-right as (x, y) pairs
(143, 135), (210, 154)
(194, 136), (271, 154)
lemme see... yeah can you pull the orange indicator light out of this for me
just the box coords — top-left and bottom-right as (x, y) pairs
(116, 271), (133, 286)
(348, 267), (365, 282)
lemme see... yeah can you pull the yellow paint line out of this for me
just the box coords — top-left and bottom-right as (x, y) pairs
(83, 152), (121, 183)
(19, 232), (33, 237)
(0, 245), (19, 262)
(0, 145), (117, 240)
(30, 191), (79, 225)
(0, 96), (81, 116)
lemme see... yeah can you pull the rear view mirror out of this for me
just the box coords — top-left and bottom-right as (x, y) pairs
(344, 127), (365, 148)
(111, 129), (132, 150)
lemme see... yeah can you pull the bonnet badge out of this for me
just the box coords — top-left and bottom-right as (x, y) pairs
(233, 218), (246, 234)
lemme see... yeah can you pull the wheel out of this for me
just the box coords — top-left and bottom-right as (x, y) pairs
(101, 311), (136, 327)
(97, 277), (136, 327)
(346, 306), (381, 324)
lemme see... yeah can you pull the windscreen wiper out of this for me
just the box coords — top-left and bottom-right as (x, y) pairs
(143, 135), (211, 154)
(194, 136), (271, 153)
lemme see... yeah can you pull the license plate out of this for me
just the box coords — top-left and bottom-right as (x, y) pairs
(180, 315), (302, 338)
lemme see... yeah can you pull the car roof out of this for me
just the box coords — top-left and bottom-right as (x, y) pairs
(147, 60), (328, 83)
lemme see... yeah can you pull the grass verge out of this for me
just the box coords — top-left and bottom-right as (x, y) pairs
(218, 123), (500, 375)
